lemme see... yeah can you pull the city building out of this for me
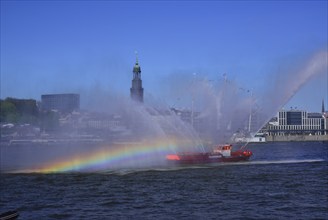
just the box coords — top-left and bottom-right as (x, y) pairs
(41, 93), (80, 112)
(130, 53), (144, 103)
(267, 109), (327, 136)
(170, 108), (201, 129)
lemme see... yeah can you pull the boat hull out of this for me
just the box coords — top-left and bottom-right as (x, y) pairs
(166, 150), (252, 165)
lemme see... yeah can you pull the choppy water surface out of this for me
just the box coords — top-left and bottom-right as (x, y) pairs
(1, 142), (327, 219)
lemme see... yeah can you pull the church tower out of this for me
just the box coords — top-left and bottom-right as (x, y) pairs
(130, 52), (144, 103)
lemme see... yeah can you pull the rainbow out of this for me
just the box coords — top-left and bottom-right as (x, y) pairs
(21, 138), (194, 173)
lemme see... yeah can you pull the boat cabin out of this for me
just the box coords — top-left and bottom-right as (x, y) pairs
(213, 144), (232, 157)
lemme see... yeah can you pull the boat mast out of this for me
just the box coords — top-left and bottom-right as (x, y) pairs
(248, 90), (253, 133)
(191, 73), (196, 128)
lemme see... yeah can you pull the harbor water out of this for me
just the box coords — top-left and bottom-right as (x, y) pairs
(1, 142), (327, 219)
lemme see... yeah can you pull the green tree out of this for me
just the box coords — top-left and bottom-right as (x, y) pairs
(0, 100), (19, 123)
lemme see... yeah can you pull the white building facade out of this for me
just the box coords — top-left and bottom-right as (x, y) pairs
(268, 110), (326, 136)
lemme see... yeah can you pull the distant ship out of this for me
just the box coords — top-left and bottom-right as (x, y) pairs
(166, 144), (252, 165)
(232, 133), (266, 143)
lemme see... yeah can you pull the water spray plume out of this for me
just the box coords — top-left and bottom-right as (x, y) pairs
(1, 51), (326, 173)
(261, 51), (328, 125)
(282, 51), (326, 109)
(1, 94), (204, 173)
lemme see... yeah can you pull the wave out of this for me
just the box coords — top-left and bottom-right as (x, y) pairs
(3, 159), (325, 174)
(96, 159), (326, 175)
(244, 159), (325, 165)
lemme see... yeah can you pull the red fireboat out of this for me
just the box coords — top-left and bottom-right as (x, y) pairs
(166, 144), (252, 165)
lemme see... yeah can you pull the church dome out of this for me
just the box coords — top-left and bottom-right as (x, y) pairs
(133, 63), (141, 73)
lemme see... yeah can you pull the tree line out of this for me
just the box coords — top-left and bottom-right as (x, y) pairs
(0, 98), (59, 131)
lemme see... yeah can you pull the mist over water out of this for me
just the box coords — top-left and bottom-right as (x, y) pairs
(1, 51), (327, 173)
(154, 50), (327, 146)
(79, 87), (202, 148)
(1, 90), (204, 173)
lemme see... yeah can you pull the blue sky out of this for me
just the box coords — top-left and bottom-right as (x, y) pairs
(1, 0), (327, 112)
